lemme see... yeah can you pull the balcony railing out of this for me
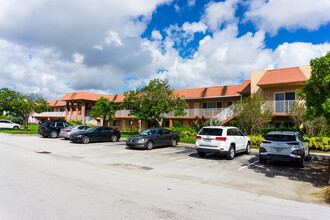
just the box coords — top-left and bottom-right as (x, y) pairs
(264, 100), (303, 114)
(32, 112), (66, 117)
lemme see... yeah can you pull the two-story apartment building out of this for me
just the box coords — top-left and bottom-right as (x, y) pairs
(31, 65), (311, 129)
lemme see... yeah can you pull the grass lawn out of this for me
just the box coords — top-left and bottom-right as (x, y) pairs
(0, 124), (39, 134)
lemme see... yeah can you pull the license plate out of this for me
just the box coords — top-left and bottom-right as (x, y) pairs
(204, 139), (211, 142)
(275, 148), (282, 153)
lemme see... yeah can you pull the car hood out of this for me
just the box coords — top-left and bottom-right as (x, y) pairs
(128, 134), (152, 139)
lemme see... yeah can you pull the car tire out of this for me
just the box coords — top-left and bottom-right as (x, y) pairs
(305, 151), (311, 161)
(245, 143), (251, 155)
(13, 126), (19, 130)
(226, 146), (235, 160)
(171, 139), (177, 147)
(146, 141), (153, 150)
(50, 131), (58, 138)
(298, 157), (305, 168)
(82, 136), (90, 144)
(197, 151), (206, 158)
(259, 158), (267, 164)
(42, 135), (47, 138)
(111, 135), (118, 142)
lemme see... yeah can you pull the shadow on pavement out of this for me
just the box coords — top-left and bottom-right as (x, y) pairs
(248, 156), (330, 187)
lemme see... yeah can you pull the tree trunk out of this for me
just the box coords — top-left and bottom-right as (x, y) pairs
(156, 118), (163, 127)
(24, 117), (28, 130)
(103, 117), (106, 127)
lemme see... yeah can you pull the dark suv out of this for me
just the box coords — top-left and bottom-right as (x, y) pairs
(38, 121), (72, 138)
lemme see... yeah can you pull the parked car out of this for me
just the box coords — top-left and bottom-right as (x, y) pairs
(259, 131), (310, 168)
(38, 121), (72, 138)
(0, 120), (20, 129)
(70, 126), (120, 144)
(126, 128), (180, 150)
(59, 125), (90, 139)
(195, 126), (251, 160)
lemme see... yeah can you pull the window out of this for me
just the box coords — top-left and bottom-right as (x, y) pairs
(164, 129), (171, 135)
(227, 129), (237, 136)
(228, 101), (233, 107)
(165, 121), (170, 127)
(274, 122), (294, 128)
(50, 122), (56, 127)
(57, 122), (64, 127)
(275, 92), (296, 101)
(199, 128), (223, 136)
(104, 127), (110, 132)
(202, 102), (222, 109)
(113, 120), (120, 127)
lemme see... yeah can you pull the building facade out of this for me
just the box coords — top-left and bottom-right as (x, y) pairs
(31, 65), (311, 129)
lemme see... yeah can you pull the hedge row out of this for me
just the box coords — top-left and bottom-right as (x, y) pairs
(248, 135), (330, 151)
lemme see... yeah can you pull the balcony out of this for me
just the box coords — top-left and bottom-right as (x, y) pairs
(32, 111), (66, 117)
(114, 108), (225, 118)
(264, 100), (303, 114)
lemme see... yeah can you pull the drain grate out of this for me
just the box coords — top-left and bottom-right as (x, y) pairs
(36, 151), (51, 154)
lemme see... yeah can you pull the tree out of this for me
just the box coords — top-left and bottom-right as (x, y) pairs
(90, 97), (117, 126)
(121, 78), (187, 127)
(288, 101), (306, 131)
(0, 88), (50, 130)
(296, 51), (330, 122)
(232, 94), (273, 135)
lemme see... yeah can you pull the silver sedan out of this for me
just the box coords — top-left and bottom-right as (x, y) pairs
(59, 125), (90, 139)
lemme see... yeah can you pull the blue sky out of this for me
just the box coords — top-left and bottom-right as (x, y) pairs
(0, 0), (329, 100)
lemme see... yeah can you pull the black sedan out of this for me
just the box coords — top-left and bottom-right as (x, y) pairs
(126, 128), (180, 150)
(70, 126), (120, 144)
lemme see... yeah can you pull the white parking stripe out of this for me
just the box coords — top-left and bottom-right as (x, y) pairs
(238, 160), (259, 170)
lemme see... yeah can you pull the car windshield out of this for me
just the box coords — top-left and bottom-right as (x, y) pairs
(139, 129), (156, 136)
(199, 128), (223, 136)
(265, 134), (296, 142)
(86, 127), (99, 132)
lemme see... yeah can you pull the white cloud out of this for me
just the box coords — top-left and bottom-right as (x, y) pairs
(73, 53), (84, 64)
(182, 22), (207, 34)
(203, 0), (239, 31)
(245, 0), (330, 34)
(188, 0), (196, 7)
(151, 30), (163, 40)
(105, 31), (123, 46)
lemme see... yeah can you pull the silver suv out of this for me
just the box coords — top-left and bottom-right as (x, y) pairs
(195, 126), (251, 160)
(259, 131), (310, 168)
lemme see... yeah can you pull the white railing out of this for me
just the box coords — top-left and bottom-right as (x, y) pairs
(115, 110), (131, 117)
(32, 112), (66, 117)
(264, 100), (302, 114)
(84, 116), (100, 125)
(213, 106), (234, 122)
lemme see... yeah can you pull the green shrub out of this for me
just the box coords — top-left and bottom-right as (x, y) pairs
(85, 123), (98, 127)
(304, 136), (330, 151)
(67, 120), (83, 125)
(229, 120), (240, 129)
(173, 121), (182, 127)
(167, 126), (197, 138)
(121, 127), (139, 133)
(248, 135), (264, 146)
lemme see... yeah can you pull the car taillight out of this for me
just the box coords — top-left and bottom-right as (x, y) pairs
(287, 142), (299, 145)
(262, 140), (271, 144)
(292, 150), (301, 155)
(215, 137), (227, 141)
(196, 136), (201, 139)
(259, 147), (267, 152)
(66, 130), (71, 132)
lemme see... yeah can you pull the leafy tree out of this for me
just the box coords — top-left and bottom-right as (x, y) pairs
(296, 51), (330, 122)
(232, 94), (273, 135)
(90, 97), (117, 126)
(121, 78), (187, 127)
(0, 88), (50, 130)
(288, 101), (306, 132)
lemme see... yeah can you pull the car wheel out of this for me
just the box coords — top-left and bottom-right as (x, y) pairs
(305, 151), (311, 161)
(245, 143), (251, 155)
(259, 158), (267, 164)
(226, 146), (235, 160)
(171, 139), (177, 147)
(13, 126), (19, 130)
(298, 157), (305, 168)
(50, 131), (58, 138)
(82, 136), (90, 144)
(42, 135), (47, 138)
(146, 141), (153, 150)
(111, 135), (118, 142)
(197, 151), (206, 158)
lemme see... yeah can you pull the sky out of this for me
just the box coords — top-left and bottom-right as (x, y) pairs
(0, 0), (329, 100)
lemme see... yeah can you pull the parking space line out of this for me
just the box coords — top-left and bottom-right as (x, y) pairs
(238, 160), (259, 170)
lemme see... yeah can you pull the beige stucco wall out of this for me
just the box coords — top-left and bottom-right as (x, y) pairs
(299, 65), (311, 79)
(251, 70), (267, 96)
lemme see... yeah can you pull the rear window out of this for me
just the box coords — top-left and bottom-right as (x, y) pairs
(265, 134), (296, 142)
(199, 128), (223, 136)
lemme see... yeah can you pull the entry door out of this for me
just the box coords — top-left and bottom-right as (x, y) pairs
(275, 93), (285, 113)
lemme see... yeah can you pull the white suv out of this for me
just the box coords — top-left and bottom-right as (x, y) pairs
(259, 131), (310, 168)
(0, 120), (20, 129)
(195, 126), (251, 160)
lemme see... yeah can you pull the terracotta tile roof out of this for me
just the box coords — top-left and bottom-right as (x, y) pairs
(60, 80), (251, 102)
(48, 100), (66, 106)
(61, 92), (105, 101)
(174, 80), (251, 98)
(257, 67), (307, 86)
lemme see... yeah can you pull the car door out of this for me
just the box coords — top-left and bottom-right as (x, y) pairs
(3, 120), (12, 129)
(91, 127), (105, 142)
(56, 122), (65, 132)
(102, 127), (112, 141)
(235, 128), (246, 150)
(0, 120), (4, 128)
(163, 129), (172, 146)
(154, 129), (164, 146)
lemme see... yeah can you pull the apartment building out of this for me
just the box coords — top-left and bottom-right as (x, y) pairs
(31, 65), (311, 129)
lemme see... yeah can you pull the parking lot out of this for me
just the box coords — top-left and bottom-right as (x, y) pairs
(1, 133), (330, 204)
